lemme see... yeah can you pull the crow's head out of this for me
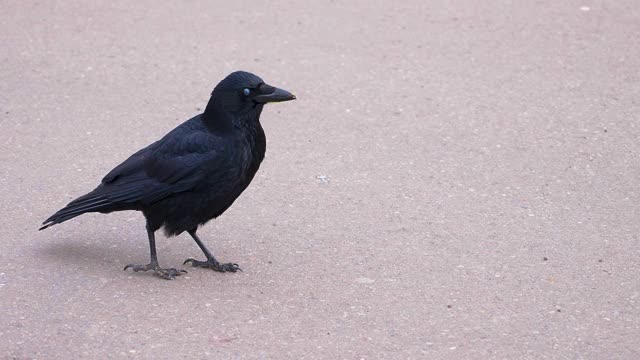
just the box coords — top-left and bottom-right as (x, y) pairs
(206, 71), (295, 119)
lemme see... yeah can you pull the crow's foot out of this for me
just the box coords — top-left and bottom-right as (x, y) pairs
(183, 258), (242, 273)
(123, 262), (187, 280)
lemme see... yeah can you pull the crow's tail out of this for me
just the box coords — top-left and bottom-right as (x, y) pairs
(39, 188), (113, 230)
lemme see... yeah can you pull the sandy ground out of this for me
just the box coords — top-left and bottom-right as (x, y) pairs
(1, 1), (639, 358)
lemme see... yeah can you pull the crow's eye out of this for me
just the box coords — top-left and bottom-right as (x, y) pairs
(243, 88), (251, 96)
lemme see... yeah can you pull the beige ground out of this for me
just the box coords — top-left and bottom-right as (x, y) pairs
(2, 1), (640, 358)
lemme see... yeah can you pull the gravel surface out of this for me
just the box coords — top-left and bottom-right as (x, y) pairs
(1, 1), (639, 358)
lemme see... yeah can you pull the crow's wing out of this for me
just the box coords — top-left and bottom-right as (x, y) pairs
(100, 131), (229, 205)
(40, 130), (231, 229)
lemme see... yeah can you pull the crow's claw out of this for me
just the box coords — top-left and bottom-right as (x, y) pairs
(124, 262), (186, 280)
(183, 258), (242, 273)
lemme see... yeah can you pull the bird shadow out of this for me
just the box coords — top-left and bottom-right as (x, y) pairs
(36, 239), (140, 274)
(33, 238), (205, 286)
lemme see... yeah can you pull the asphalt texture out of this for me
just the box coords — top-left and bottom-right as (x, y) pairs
(2, 1), (639, 359)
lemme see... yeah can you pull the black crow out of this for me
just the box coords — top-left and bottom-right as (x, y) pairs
(40, 71), (295, 279)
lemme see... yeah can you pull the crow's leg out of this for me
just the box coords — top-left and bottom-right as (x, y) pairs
(124, 224), (186, 280)
(183, 229), (241, 272)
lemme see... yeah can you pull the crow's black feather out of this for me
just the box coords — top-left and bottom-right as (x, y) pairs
(39, 71), (295, 278)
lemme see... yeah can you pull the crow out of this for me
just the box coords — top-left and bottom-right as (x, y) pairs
(40, 71), (295, 279)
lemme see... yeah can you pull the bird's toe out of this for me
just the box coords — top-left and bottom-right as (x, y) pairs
(221, 263), (242, 272)
(124, 262), (186, 280)
(123, 263), (153, 272)
(183, 258), (241, 273)
(153, 267), (186, 280)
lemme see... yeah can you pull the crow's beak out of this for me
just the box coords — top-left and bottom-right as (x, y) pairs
(253, 85), (296, 104)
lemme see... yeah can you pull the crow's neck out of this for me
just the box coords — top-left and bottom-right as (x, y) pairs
(237, 107), (266, 168)
(202, 100), (234, 132)
(203, 102), (266, 166)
